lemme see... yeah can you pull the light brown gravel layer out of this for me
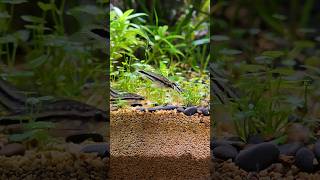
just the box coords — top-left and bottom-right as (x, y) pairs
(0, 150), (109, 179)
(110, 109), (210, 179)
(211, 158), (320, 180)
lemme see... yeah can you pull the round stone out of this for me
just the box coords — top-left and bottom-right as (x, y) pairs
(183, 106), (197, 116)
(0, 143), (25, 157)
(212, 145), (238, 160)
(295, 147), (314, 172)
(235, 142), (279, 172)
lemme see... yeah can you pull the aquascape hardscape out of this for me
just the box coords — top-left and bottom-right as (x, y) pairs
(109, 1), (210, 178)
(211, 0), (320, 179)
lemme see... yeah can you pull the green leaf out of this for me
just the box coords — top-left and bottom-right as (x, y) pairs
(14, 30), (30, 42)
(211, 35), (230, 41)
(21, 15), (45, 23)
(24, 121), (55, 130)
(0, 34), (16, 43)
(113, 6), (123, 17)
(27, 54), (49, 68)
(261, 51), (285, 59)
(219, 48), (242, 55)
(192, 38), (209, 46)
(9, 131), (34, 142)
(0, 0), (27, 4)
(38, 2), (55, 11)
(0, 11), (10, 19)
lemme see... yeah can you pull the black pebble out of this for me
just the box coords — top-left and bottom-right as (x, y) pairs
(161, 105), (178, 110)
(295, 147), (314, 172)
(314, 141), (320, 160)
(279, 142), (303, 156)
(176, 107), (185, 112)
(210, 139), (245, 150)
(201, 108), (210, 116)
(235, 142), (279, 172)
(66, 133), (104, 144)
(147, 106), (163, 112)
(247, 134), (264, 144)
(130, 102), (143, 107)
(212, 145), (238, 160)
(81, 143), (110, 158)
(183, 106), (197, 116)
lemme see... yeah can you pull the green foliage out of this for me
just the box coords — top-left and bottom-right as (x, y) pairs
(111, 4), (210, 107)
(0, 0), (107, 98)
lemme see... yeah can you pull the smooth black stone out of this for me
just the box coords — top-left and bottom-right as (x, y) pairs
(247, 134), (264, 144)
(183, 106), (197, 116)
(162, 105), (178, 110)
(147, 106), (164, 112)
(212, 145), (238, 160)
(235, 142), (279, 172)
(66, 133), (104, 144)
(279, 142), (303, 156)
(81, 143), (110, 158)
(314, 141), (320, 160)
(177, 107), (185, 112)
(198, 107), (209, 116)
(295, 147), (314, 172)
(211, 140), (230, 150)
(130, 102), (143, 107)
(210, 139), (245, 150)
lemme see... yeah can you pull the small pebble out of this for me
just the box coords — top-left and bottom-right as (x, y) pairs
(279, 142), (303, 156)
(247, 134), (264, 144)
(176, 107), (185, 112)
(81, 143), (109, 158)
(183, 106), (197, 116)
(212, 145), (238, 160)
(314, 140), (320, 160)
(235, 142), (279, 172)
(66, 133), (104, 144)
(295, 147), (314, 172)
(0, 143), (25, 157)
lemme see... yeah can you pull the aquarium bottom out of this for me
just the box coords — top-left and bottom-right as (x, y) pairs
(0, 149), (108, 179)
(211, 159), (320, 179)
(111, 155), (210, 179)
(110, 109), (210, 179)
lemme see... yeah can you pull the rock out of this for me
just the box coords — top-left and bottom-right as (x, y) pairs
(81, 143), (109, 158)
(286, 123), (310, 143)
(176, 107), (185, 112)
(183, 106), (198, 116)
(147, 106), (164, 112)
(212, 145), (238, 160)
(211, 139), (245, 150)
(279, 142), (303, 156)
(198, 107), (209, 116)
(314, 141), (320, 160)
(0, 143), (25, 157)
(66, 133), (104, 144)
(130, 102), (143, 107)
(235, 142), (279, 172)
(135, 107), (145, 112)
(247, 134), (264, 144)
(295, 147), (314, 172)
(161, 105), (178, 110)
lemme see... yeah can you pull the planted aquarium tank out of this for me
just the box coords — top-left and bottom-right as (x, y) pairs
(109, 0), (211, 179)
(211, 0), (320, 179)
(0, 0), (109, 178)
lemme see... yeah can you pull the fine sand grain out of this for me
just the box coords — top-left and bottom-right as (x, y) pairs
(110, 109), (210, 179)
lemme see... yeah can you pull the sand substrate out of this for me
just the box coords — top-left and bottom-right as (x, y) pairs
(0, 149), (109, 179)
(110, 109), (210, 179)
(211, 158), (320, 180)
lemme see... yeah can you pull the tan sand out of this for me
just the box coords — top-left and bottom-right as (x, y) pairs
(110, 109), (210, 179)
